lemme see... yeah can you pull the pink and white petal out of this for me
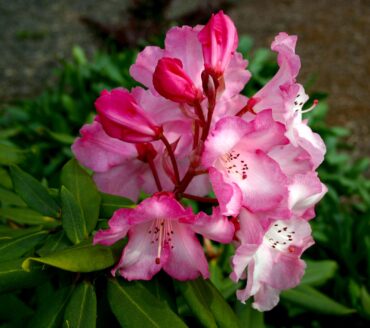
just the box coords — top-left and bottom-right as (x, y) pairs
(289, 172), (327, 215)
(93, 208), (132, 246)
(131, 194), (193, 225)
(164, 26), (204, 88)
(231, 243), (259, 282)
(185, 173), (212, 197)
(93, 162), (143, 202)
(237, 208), (265, 245)
(129, 46), (165, 93)
(212, 94), (248, 122)
(236, 259), (257, 303)
(72, 121), (136, 172)
(222, 52), (251, 98)
(192, 207), (235, 243)
(202, 116), (251, 168)
(252, 284), (280, 312)
(113, 222), (169, 280)
(236, 150), (288, 213)
(237, 110), (289, 153)
(131, 87), (185, 124)
(209, 168), (242, 216)
(163, 222), (209, 280)
(268, 144), (313, 177)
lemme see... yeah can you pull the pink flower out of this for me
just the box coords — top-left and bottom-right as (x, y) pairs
(94, 193), (234, 280)
(202, 109), (289, 216)
(231, 209), (314, 311)
(153, 57), (203, 104)
(95, 88), (163, 143)
(198, 11), (238, 77)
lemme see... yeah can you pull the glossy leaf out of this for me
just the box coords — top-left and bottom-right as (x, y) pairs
(28, 286), (73, 328)
(0, 258), (48, 293)
(0, 230), (47, 261)
(0, 144), (25, 165)
(107, 278), (187, 328)
(0, 167), (13, 189)
(0, 207), (60, 227)
(9, 165), (60, 217)
(177, 279), (241, 328)
(235, 300), (264, 328)
(301, 260), (338, 286)
(100, 192), (134, 218)
(61, 186), (88, 244)
(0, 186), (26, 206)
(37, 231), (71, 257)
(63, 281), (97, 328)
(22, 239), (121, 272)
(281, 284), (356, 315)
(61, 159), (101, 232)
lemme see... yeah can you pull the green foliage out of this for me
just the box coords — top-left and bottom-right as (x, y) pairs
(0, 38), (368, 327)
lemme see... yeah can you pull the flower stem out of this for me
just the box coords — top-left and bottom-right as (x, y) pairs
(160, 134), (180, 185)
(148, 158), (162, 191)
(182, 193), (218, 204)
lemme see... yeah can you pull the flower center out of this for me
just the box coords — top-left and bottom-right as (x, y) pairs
(220, 150), (249, 180)
(264, 220), (296, 252)
(148, 219), (174, 264)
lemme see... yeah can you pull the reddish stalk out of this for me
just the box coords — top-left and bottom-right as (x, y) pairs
(193, 101), (206, 125)
(160, 134), (180, 185)
(148, 158), (162, 191)
(182, 193), (218, 204)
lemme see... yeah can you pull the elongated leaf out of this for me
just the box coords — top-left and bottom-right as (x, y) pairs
(177, 279), (241, 328)
(0, 258), (48, 293)
(107, 279), (187, 328)
(0, 167), (13, 189)
(235, 300), (264, 328)
(22, 239), (121, 272)
(0, 186), (26, 206)
(63, 282), (97, 328)
(100, 192), (134, 218)
(0, 207), (60, 227)
(0, 230), (47, 261)
(0, 144), (25, 165)
(301, 260), (338, 286)
(0, 226), (42, 239)
(61, 186), (88, 244)
(0, 293), (33, 321)
(61, 159), (101, 232)
(37, 231), (71, 257)
(281, 284), (356, 315)
(9, 165), (60, 217)
(28, 286), (74, 328)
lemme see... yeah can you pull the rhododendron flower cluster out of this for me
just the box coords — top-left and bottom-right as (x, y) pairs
(72, 11), (327, 311)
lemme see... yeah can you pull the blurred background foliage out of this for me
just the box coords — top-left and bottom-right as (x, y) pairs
(0, 13), (369, 328)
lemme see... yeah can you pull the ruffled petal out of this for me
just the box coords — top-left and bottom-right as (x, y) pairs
(163, 222), (209, 280)
(72, 121), (135, 172)
(93, 208), (131, 246)
(191, 207), (235, 243)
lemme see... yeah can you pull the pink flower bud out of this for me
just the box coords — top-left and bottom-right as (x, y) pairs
(198, 11), (238, 77)
(95, 88), (162, 143)
(153, 57), (203, 104)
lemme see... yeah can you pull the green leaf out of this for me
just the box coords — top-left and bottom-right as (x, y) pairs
(0, 225), (42, 240)
(9, 165), (60, 217)
(0, 167), (13, 189)
(361, 286), (370, 316)
(177, 278), (241, 328)
(0, 258), (48, 293)
(63, 281), (97, 328)
(0, 144), (25, 165)
(0, 207), (60, 227)
(0, 293), (33, 321)
(61, 159), (101, 232)
(0, 186), (26, 206)
(28, 286), (73, 328)
(301, 260), (338, 286)
(61, 186), (88, 244)
(107, 279), (187, 328)
(48, 130), (75, 145)
(0, 230), (47, 261)
(37, 231), (71, 257)
(235, 300), (264, 328)
(281, 284), (356, 315)
(22, 239), (121, 272)
(100, 192), (134, 218)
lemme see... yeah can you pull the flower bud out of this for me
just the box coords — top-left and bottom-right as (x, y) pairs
(198, 11), (238, 77)
(153, 57), (203, 104)
(95, 88), (162, 143)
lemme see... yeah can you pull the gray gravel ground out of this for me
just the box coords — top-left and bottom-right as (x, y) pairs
(0, 0), (369, 157)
